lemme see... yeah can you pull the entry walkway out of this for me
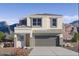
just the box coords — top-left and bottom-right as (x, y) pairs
(29, 47), (78, 56)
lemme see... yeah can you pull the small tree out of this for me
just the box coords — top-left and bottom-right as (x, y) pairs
(9, 34), (14, 47)
(72, 32), (79, 42)
(9, 35), (14, 41)
(0, 32), (5, 42)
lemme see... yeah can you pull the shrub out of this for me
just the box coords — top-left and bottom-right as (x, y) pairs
(0, 32), (5, 42)
(9, 33), (14, 41)
(72, 32), (79, 42)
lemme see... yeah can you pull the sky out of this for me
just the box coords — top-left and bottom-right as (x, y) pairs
(0, 3), (78, 25)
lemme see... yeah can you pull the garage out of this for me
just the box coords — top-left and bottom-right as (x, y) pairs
(35, 36), (59, 46)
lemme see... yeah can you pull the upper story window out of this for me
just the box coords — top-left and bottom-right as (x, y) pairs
(32, 18), (42, 27)
(51, 18), (57, 27)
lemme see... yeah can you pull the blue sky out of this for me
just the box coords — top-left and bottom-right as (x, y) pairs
(0, 3), (78, 25)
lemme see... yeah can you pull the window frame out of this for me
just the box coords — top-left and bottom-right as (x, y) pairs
(50, 18), (57, 28)
(32, 18), (42, 27)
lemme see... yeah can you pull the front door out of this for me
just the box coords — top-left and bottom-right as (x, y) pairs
(26, 34), (30, 47)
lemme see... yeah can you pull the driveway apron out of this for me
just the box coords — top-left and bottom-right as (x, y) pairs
(29, 47), (78, 56)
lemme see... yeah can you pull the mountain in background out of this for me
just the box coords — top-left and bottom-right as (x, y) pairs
(70, 20), (79, 32)
(10, 23), (19, 32)
(0, 21), (19, 34)
(70, 20), (79, 27)
(0, 21), (10, 34)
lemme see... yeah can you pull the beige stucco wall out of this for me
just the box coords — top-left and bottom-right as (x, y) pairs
(15, 15), (63, 33)
(30, 37), (35, 47)
(59, 34), (63, 46)
(15, 27), (31, 33)
(26, 15), (63, 31)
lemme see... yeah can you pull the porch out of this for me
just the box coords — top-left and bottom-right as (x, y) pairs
(14, 26), (33, 48)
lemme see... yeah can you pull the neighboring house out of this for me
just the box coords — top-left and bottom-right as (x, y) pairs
(14, 14), (63, 48)
(63, 24), (77, 41)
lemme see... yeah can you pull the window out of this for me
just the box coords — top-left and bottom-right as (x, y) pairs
(32, 18), (42, 27)
(33, 18), (37, 26)
(51, 18), (57, 27)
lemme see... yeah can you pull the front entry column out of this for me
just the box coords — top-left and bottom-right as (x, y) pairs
(59, 34), (63, 46)
(30, 31), (35, 47)
(14, 34), (18, 48)
(24, 34), (26, 48)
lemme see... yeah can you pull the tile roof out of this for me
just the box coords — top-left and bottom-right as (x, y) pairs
(32, 13), (62, 16)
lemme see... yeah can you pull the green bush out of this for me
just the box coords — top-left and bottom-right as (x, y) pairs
(0, 32), (5, 42)
(72, 32), (79, 42)
(9, 35), (14, 41)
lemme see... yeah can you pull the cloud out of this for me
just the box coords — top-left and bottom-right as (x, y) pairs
(63, 15), (79, 23)
(0, 17), (19, 25)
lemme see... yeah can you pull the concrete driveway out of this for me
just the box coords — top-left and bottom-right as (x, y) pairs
(29, 47), (78, 56)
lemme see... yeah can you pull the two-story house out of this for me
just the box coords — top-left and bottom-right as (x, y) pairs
(14, 14), (63, 48)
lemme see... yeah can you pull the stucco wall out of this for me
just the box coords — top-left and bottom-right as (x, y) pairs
(15, 15), (63, 34)
(15, 27), (31, 33)
(26, 15), (63, 30)
(59, 34), (63, 46)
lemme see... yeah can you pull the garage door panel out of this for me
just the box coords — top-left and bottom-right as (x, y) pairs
(35, 36), (58, 46)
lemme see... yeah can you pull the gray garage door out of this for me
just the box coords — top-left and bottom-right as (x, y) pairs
(35, 36), (59, 46)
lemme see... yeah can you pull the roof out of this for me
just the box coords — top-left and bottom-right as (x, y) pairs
(31, 13), (62, 16)
(64, 24), (73, 27)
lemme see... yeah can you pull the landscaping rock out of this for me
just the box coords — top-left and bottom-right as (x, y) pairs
(12, 48), (29, 56)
